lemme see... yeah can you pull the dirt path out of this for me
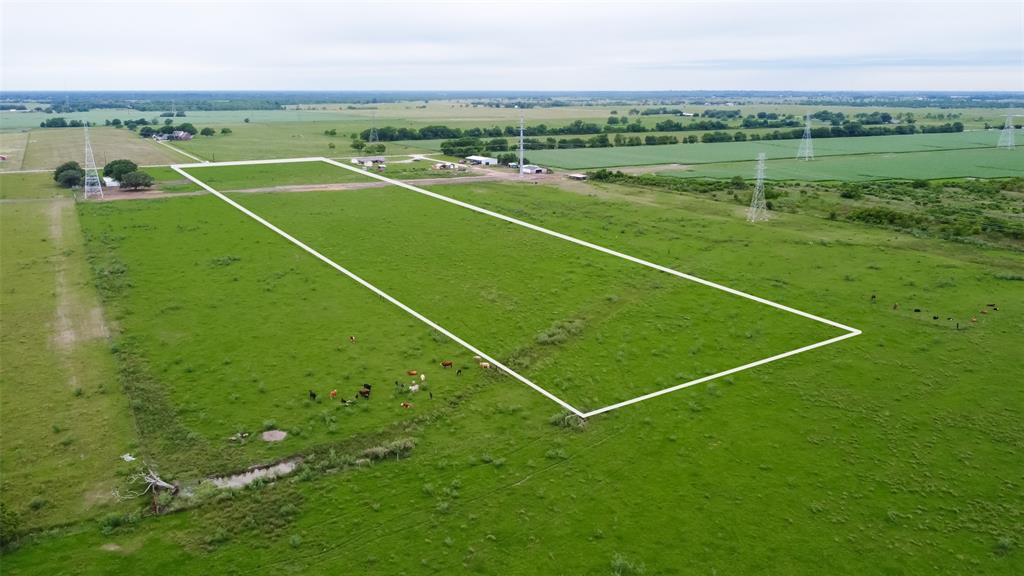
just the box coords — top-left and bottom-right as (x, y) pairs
(98, 173), (536, 202)
(49, 199), (109, 357)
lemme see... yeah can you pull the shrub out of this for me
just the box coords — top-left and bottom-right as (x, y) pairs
(28, 497), (47, 511)
(361, 438), (415, 461)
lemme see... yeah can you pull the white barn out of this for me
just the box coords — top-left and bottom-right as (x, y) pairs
(465, 155), (498, 166)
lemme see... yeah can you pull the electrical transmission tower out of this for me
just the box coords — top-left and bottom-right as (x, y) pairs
(517, 108), (525, 176)
(82, 126), (104, 200)
(998, 115), (1018, 149)
(796, 114), (814, 160)
(368, 111), (379, 144)
(747, 153), (769, 222)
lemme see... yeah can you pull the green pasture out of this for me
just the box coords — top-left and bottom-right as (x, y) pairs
(528, 130), (1002, 169)
(2, 170), (1022, 574)
(0, 175), (137, 532)
(661, 146), (1024, 181)
(222, 181), (842, 412)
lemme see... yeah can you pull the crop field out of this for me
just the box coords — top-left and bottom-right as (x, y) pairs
(2, 163), (1022, 575)
(528, 130), (1002, 169)
(662, 145), (1024, 181)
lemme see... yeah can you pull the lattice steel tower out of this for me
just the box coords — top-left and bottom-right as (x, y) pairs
(368, 111), (379, 144)
(518, 109), (525, 176)
(82, 126), (104, 200)
(998, 115), (1017, 150)
(747, 153), (769, 222)
(797, 114), (814, 160)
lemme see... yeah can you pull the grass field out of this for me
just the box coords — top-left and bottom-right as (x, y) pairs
(2, 169), (1021, 574)
(528, 130), (1003, 169)
(661, 146), (1024, 181)
(204, 173), (845, 412)
(8, 128), (189, 172)
(0, 175), (137, 532)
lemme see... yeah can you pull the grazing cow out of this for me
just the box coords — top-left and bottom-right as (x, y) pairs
(357, 388), (371, 399)
(401, 402), (413, 409)
(893, 304), (899, 310)
(456, 369), (462, 376)
(407, 370), (418, 376)
(479, 362), (492, 370)
(409, 384), (420, 393)
(420, 373), (426, 382)
(913, 308), (921, 313)
(308, 390), (317, 401)
(971, 317), (977, 323)
(441, 360), (453, 368)
(472, 355), (482, 361)
(870, 294), (876, 302)
(932, 316), (939, 320)
(349, 335), (357, 343)
(330, 389), (338, 399)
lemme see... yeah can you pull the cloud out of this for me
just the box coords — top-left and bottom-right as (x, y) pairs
(1, 0), (1022, 90)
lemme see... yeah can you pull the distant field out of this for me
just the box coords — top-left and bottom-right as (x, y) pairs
(528, 131), (1002, 169)
(171, 123), (433, 161)
(661, 146), (1024, 181)
(11, 127), (189, 171)
(0, 131), (29, 170)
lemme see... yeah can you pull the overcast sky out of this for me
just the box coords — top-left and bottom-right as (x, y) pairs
(2, 0), (1022, 91)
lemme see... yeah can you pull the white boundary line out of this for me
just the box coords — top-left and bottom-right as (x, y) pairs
(172, 157), (861, 418)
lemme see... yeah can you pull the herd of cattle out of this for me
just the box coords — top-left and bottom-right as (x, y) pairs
(305, 347), (497, 409)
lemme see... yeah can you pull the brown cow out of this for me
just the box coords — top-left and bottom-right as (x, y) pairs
(479, 362), (492, 369)
(441, 360), (453, 368)
(407, 370), (418, 376)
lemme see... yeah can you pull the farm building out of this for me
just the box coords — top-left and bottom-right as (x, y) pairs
(169, 131), (193, 141)
(567, 173), (588, 181)
(520, 164), (545, 174)
(465, 155), (498, 166)
(102, 177), (120, 187)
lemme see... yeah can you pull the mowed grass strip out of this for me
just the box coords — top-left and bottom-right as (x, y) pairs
(226, 183), (844, 412)
(528, 131), (1000, 169)
(0, 174), (136, 530)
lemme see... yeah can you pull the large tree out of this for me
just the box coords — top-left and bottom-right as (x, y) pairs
(103, 159), (138, 181)
(119, 171), (155, 190)
(53, 161), (82, 182)
(200, 127), (215, 136)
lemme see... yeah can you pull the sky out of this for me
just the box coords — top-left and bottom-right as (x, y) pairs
(1, 0), (1022, 92)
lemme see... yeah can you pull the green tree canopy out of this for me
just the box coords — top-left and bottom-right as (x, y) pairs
(53, 161), (82, 182)
(56, 169), (83, 188)
(120, 171), (155, 190)
(103, 159), (138, 181)
(200, 127), (216, 136)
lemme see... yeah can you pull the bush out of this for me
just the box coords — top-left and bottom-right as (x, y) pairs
(361, 438), (415, 461)
(200, 127), (215, 136)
